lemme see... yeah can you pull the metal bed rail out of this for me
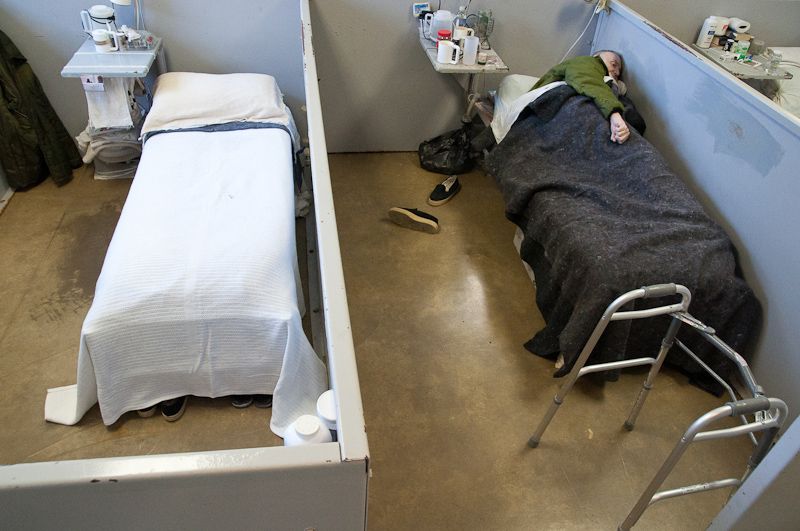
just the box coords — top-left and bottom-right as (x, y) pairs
(526, 283), (788, 530)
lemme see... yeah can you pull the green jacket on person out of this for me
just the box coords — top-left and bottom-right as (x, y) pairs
(533, 55), (624, 120)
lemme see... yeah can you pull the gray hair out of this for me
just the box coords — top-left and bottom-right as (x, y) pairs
(593, 49), (624, 78)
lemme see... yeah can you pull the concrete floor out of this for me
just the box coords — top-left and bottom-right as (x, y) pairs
(328, 152), (752, 530)
(0, 155), (752, 529)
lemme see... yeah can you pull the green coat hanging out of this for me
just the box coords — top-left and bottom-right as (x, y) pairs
(0, 29), (81, 189)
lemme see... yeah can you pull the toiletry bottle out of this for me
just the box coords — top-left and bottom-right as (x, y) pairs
(454, 5), (468, 31)
(696, 16), (718, 49)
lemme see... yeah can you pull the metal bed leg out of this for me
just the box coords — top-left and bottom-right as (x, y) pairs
(623, 317), (681, 431)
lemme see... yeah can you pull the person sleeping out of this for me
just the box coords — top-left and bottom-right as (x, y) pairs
(532, 50), (630, 144)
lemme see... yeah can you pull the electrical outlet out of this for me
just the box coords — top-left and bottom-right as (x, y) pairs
(412, 2), (431, 18)
(81, 74), (105, 92)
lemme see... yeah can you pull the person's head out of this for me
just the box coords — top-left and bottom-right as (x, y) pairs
(594, 50), (623, 80)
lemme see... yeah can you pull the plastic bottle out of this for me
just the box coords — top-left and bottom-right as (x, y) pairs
(695, 17), (718, 49)
(453, 5), (468, 30)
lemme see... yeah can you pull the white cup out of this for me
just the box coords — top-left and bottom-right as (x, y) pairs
(316, 390), (337, 431)
(462, 36), (479, 66)
(453, 26), (474, 43)
(437, 40), (460, 65)
(92, 29), (113, 52)
(283, 415), (333, 446)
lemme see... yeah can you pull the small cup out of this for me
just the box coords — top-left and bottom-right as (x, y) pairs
(316, 390), (337, 431)
(92, 29), (113, 53)
(452, 26), (474, 44)
(283, 415), (333, 446)
(477, 52), (488, 65)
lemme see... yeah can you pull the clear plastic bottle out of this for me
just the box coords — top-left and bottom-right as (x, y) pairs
(453, 5), (468, 30)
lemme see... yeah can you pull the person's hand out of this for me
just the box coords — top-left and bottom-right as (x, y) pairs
(609, 112), (630, 144)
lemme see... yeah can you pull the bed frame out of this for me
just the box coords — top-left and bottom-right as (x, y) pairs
(0, 2), (369, 529)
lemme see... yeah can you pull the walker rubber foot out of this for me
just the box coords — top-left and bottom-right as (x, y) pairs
(624, 421), (635, 431)
(528, 438), (540, 448)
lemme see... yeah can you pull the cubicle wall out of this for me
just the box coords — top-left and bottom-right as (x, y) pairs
(593, 1), (800, 422)
(0, 2), (369, 529)
(593, 3), (800, 525)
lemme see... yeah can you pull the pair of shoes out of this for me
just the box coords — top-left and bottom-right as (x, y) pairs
(427, 175), (461, 206)
(137, 404), (157, 418)
(254, 394), (273, 408)
(231, 395), (254, 408)
(161, 396), (188, 422)
(388, 207), (439, 234)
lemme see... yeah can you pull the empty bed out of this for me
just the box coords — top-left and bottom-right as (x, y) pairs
(45, 72), (326, 436)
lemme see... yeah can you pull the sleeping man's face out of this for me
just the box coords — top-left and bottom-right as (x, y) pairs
(598, 51), (622, 80)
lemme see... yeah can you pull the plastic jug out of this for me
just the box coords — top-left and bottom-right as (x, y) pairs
(425, 10), (454, 42)
(437, 40), (461, 64)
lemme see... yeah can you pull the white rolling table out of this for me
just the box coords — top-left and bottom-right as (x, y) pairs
(418, 26), (508, 122)
(61, 35), (164, 78)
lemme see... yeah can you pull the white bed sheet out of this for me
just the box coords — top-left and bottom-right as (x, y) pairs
(45, 127), (326, 437)
(491, 75), (565, 144)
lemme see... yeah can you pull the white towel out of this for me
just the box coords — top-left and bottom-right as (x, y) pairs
(85, 77), (134, 129)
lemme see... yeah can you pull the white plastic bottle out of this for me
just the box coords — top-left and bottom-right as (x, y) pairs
(453, 5), (468, 30)
(695, 17), (718, 49)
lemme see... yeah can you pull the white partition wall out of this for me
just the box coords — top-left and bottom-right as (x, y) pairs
(0, 2), (369, 528)
(591, 2), (800, 525)
(593, 1), (800, 423)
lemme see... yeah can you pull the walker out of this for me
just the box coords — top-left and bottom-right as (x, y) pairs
(528, 283), (788, 530)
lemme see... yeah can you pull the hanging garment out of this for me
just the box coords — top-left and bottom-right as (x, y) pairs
(0, 30), (81, 189)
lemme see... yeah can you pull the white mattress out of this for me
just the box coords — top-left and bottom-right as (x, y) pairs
(45, 127), (326, 437)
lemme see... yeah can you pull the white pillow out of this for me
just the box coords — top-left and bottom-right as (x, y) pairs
(497, 74), (539, 106)
(141, 72), (292, 136)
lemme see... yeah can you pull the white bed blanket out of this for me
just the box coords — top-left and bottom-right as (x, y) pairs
(45, 128), (326, 437)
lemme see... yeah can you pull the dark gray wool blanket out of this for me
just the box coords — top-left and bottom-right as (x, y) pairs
(485, 85), (759, 392)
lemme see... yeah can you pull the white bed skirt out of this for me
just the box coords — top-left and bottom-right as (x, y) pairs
(45, 128), (326, 437)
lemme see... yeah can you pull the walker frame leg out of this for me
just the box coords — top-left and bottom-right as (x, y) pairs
(624, 317), (681, 431)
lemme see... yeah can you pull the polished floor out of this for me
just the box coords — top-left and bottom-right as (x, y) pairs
(0, 155), (752, 529)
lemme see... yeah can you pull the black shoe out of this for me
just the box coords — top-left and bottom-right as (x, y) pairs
(427, 175), (461, 206)
(161, 396), (187, 422)
(253, 394), (273, 408)
(137, 404), (157, 418)
(231, 395), (254, 408)
(388, 207), (440, 234)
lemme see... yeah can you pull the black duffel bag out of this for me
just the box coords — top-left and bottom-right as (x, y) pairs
(418, 126), (475, 175)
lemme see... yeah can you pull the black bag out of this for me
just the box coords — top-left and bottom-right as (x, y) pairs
(418, 126), (475, 175)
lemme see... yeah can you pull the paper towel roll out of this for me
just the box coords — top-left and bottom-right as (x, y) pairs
(710, 16), (729, 36)
(728, 17), (751, 34)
